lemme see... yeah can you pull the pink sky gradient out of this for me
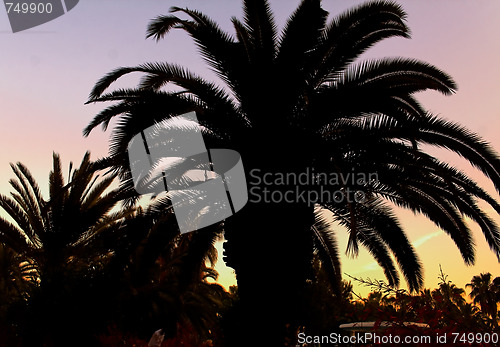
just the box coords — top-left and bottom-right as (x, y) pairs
(1, 0), (500, 297)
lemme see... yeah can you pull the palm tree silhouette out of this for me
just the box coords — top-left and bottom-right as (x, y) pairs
(0, 152), (133, 283)
(466, 273), (500, 329)
(107, 206), (230, 343)
(0, 152), (228, 345)
(84, 0), (500, 344)
(0, 152), (133, 346)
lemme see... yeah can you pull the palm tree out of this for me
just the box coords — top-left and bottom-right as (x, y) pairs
(84, 0), (500, 344)
(108, 208), (231, 344)
(0, 152), (229, 345)
(466, 273), (500, 328)
(457, 302), (488, 332)
(0, 152), (133, 278)
(434, 266), (466, 307)
(0, 152), (133, 346)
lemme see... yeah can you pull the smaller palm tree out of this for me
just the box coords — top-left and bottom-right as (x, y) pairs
(0, 151), (235, 346)
(466, 272), (500, 328)
(434, 267), (466, 307)
(0, 152), (133, 346)
(111, 211), (230, 343)
(0, 152), (133, 287)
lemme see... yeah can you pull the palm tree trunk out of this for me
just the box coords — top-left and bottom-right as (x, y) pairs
(223, 197), (314, 346)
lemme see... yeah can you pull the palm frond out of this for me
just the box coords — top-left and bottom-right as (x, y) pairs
(87, 67), (146, 101)
(81, 172), (117, 210)
(324, 201), (400, 288)
(277, 0), (328, 91)
(357, 229), (400, 288)
(337, 58), (457, 95)
(314, 0), (410, 85)
(83, 101), (131, 137)
(416, 116), (500, 193)
(311, 207), (342, 293)
(242, 0), (277, 59)
(0, 216), (32, 252)
(11, 163), (45, 213)
(148, 6), (242, 93)
(0, 194), (36, 246)
(356, 198), (423, 292)
(8, 177), (45, 236)
(146, 14), (185, 41)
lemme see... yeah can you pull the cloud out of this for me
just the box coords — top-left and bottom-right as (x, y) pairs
(349, 231), (443, 275)
(413, 231), (442, 248)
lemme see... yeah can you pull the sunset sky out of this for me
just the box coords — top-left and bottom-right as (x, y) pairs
(1, 0), (500, 297)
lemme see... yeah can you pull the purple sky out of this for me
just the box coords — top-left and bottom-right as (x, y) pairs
(1, 0), (500, 296)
